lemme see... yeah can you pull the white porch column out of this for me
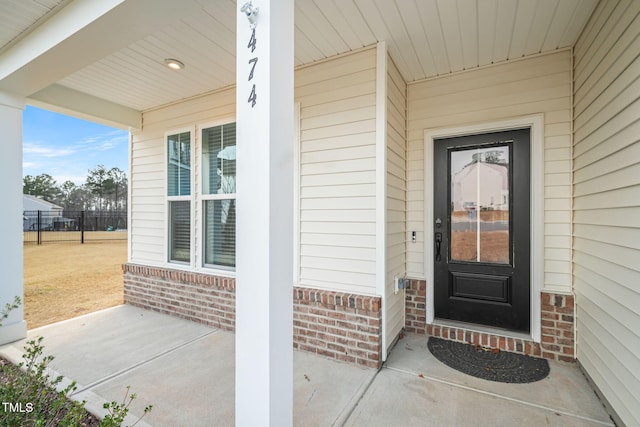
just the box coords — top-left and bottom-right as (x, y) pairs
(0, 92), (27, 344)
(235, 0), (294, 426)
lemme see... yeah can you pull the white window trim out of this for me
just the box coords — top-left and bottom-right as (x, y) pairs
(197, 118), (237, 275)
(423, 114), (544, 343)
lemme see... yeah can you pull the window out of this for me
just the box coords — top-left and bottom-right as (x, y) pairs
(202, 123), (236, 268)
(165, 123), (236, 269)
(167, 131), (191, 263)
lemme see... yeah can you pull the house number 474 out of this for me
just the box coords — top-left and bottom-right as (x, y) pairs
(247, 28), (257, 108)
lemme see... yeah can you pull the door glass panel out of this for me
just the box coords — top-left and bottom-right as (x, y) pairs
(450, 145), (510, 264)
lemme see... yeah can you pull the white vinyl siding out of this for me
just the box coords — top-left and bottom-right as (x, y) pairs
(130, 87), (236, 268)
(386, 52), (407, 350)
(296, 47), (378, 294)
(131, 48), (380, 295)
(406, 50), (573, 294)
(573, 1), (640, 426)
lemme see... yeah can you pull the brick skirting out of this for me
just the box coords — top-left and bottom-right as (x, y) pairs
(404, 279), (575, 362)
(123, 263), (237, 331)
(123, 264), (383, 368)
(293, 287), (382, 368)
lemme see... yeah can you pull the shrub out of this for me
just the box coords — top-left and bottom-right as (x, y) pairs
(1, 298), (152, 426)
(0, 336), (89, 426)
(0, 296), (21, 325)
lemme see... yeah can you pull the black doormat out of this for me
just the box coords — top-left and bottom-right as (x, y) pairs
(427, 337), (550, 383)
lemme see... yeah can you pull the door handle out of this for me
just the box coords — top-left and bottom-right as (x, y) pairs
(435, 232), (443, 261)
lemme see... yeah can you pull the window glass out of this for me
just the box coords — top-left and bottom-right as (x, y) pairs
(168, 132), (191, 196)
(202, 123), (236, 269)
(202, 124), (236, 195)
(450, 145), (510, 264)
(204, 199), (236, 267)
(169, 200), (191, 263)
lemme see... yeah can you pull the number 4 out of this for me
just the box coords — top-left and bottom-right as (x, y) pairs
(248, 28), (257, 53)
(248, 84), (257, 107)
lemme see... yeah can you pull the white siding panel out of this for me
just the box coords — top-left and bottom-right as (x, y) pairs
(301, 133), (375, 153)
(301, 170), (376, 187)
(300, 196), (376, 211)
(301, 183), (376, 199)
(300, 244), (376, 262)
(385, 53), (407, 350)
(300, 221), (375, 235)
(301, 93), (376, 119)
(406, 50), (573, 292)
(301, 232), (376, 249)
(297, 48), (378, 294)
(300, 209), (375, 223)
(299, 268), (376, 294)
(574, 223), (640, 250)
(301, 118), (376, 141)
(576, 298), (640, 426)
(573, 2), (640, 425)
(301, 106), (377, 131)
(301, 145), (376, 165)
(574, 119), (640, 171)
(301, 158), (376, 175)
(300, 256), (376, 275)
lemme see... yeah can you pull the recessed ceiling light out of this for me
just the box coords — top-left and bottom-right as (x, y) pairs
(164, 59), (185, 70)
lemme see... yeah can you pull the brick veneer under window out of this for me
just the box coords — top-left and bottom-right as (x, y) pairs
(123, 264), (383, 368)
(404, 279), (575, 362)
(123, 263), (237, 331)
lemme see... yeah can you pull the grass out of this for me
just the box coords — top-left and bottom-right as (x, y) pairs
(23, 241), (127, 329)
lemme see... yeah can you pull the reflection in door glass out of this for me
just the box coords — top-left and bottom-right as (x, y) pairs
(450, 145), (510, 264)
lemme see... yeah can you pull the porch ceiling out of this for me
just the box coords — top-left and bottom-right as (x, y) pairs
(0, 0), (597, 120)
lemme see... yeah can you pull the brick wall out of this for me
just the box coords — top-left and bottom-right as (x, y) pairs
(123, 264), (383, 368)
(404, 279), (427, 335)
(293, 287), (382, 368)
(123, 263), (236, 331)
(540, 293), (575, 362)
(404, 279), (575, 362)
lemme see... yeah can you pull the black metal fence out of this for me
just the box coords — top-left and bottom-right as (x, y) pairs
(23, 210), (127, 244)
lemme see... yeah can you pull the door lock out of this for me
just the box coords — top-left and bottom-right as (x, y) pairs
(435, 218), (442, 228)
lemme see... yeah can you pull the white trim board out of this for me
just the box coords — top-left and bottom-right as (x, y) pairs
(423, 114), (544, 343)
(293, 102), (301, 285)
(375, 41), (388, 360)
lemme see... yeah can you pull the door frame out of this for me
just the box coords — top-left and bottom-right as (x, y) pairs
(423, 115), (544, 342)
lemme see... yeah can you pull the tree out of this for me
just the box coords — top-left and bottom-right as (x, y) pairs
(108, 167), (127, 211)
(484, 150), (506, 165)
(85, 165), (111, 210)
(58, 180), (92, 211)
(24, 166), (127, 212)
(23, 174), (60, 201)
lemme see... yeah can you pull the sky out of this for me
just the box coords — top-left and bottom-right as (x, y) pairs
(22, 106), (129, 185)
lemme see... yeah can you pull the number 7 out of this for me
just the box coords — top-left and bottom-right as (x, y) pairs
(248, 57), (258, 81)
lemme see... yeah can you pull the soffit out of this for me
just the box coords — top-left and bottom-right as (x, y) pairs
(2, 0), (598, 112)
(0, 0), (70, 54)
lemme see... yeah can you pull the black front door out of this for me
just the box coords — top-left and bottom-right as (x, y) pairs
(434, 129), (531, 332)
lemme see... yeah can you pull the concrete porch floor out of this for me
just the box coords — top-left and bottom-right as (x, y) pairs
(0, 305), (614, 426)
